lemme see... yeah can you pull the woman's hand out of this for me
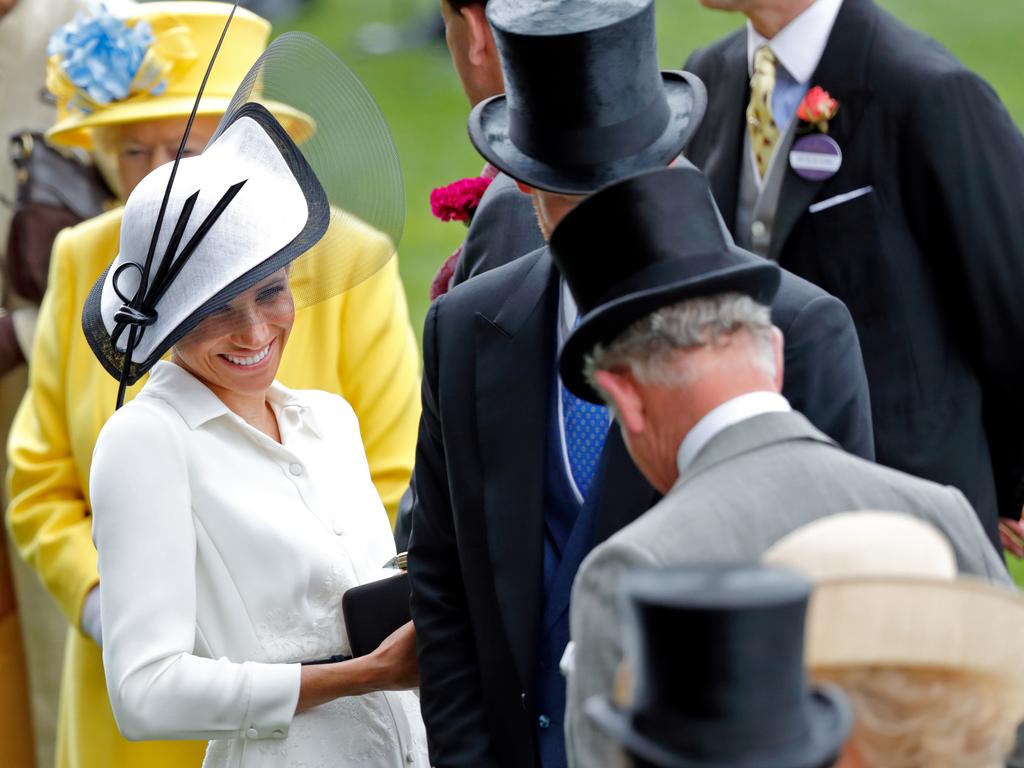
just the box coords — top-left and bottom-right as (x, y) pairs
(1000, 517), (1024, 559)
(296, 621), (419, 713)
(367, 621), (419, 690)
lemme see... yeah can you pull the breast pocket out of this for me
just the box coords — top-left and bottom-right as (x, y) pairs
(804, 186), (892, 330)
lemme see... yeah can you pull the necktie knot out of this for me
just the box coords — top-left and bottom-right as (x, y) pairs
(753, 45), (777, 77)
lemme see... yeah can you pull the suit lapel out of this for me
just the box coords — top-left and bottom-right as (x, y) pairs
(769, 0), (878, 260)
(695, 34), (749, 231)
(476, 248), (558, 691)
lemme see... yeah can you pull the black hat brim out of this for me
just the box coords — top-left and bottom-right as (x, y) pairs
(585, 685), (851, 768)
(468, 71), (707, 195)
(559, 253), (781, 404)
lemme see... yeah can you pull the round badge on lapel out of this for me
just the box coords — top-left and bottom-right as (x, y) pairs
(789, 134), (842, 181)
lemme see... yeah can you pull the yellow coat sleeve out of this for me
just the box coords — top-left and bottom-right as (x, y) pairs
(337, 258), (420, 524)
(6, 228), (98, 627)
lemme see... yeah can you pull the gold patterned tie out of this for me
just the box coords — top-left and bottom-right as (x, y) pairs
(747, 46), (780, 179)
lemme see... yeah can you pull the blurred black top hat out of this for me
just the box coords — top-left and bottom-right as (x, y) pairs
(586, 565), (852, 768)
(469, 0), (707, 195)
(550, 165), (782, 403)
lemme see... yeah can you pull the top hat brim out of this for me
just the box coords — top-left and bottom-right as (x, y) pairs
(559, 252), (781, 404)
(468, 71), (707, 195)
(585, 684), (851, 768)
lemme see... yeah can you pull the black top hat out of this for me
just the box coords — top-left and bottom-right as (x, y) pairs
(550, 165), (782, 403)
(586, 566), (852, 768)
(469, 0), (707, 195)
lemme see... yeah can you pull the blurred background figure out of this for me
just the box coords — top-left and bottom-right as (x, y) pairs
(683, 0), (1024, 552)
(5, 2), (420, 767)
(1, 1), (91, 766)
(766, 512), (1024, 768)
(584, 565), (852, 768)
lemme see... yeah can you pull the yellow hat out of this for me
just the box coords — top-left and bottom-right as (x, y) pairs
(46, 2), (311, 149)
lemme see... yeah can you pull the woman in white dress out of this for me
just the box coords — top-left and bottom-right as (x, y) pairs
(83, 32), (429, 768)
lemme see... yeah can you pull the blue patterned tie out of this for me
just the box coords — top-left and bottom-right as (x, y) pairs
(561, 382), (610, 499)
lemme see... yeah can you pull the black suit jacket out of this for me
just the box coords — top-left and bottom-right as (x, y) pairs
(408, 245), (871, 767)
(453, 170), (546, 285)
(683, 0), (1024, 542)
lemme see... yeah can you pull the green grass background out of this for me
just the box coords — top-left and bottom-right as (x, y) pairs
(276, 0), (1024, 338)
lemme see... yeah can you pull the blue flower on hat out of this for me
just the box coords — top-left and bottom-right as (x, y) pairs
(48, 4), (163, 112)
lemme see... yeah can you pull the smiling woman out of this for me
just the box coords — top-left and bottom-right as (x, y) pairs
(171, 271), (295, 438)
(76, 29), (429, 768)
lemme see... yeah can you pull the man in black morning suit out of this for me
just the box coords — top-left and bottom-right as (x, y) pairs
(683, 0), (1024, 548)
(407, 1), (872, 767)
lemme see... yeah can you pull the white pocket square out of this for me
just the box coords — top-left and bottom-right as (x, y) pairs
(808, 186), (873, 214)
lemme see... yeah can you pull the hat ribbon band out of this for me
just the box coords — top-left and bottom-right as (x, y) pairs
(508, 90), (670, 167)
(630, 700), (820, 758)
(586, 248), (749, 312)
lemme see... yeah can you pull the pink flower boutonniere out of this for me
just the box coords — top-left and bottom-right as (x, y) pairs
(797, 86), (839, 134)
(430, 176), (494, 225)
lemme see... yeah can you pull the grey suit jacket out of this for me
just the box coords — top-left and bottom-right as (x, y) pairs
(566, 410), (1009, 768)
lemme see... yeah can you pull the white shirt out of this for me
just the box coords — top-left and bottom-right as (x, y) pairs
(746, 0), (843, 133)
(557, 279), (612, 502)
(90, 361), (427, 767)
(676, 392), (791, 476)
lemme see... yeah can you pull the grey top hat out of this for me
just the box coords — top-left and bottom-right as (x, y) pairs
(469, 0), (707, 194)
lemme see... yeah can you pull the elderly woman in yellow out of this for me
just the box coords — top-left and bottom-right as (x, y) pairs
(5, 3), (420, 768)
(766, 513), (1024, 768)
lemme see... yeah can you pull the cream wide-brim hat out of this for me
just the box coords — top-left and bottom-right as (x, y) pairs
(764, 511), (1024, 723)
(46, 2), (313, 150)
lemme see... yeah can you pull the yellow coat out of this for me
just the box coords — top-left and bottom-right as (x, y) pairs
(6, 207), (421, 767)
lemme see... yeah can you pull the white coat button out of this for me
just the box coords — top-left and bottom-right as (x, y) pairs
(246, 727), (258, 739)
(405, 752), (414, 764)
(272, 729), (285, 738)
(289, 463), (303, 476)
(333, 523), (344, 536)
(751, 220), (767, 239)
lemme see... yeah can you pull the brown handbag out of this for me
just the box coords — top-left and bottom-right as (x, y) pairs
(5, 132), (113, 303)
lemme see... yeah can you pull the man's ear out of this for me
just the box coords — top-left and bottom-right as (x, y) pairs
(514, 179), (537, 196)
(462, 4), (495, 67)
(594, 369), (645, 434)
(770, 326), (785, 392)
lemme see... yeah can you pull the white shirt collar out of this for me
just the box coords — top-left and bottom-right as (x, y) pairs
(676, 391), (791, 476)
(558, 278), (579, 349)
(143, 360), (322, 437)
(746, 0), (843, 84)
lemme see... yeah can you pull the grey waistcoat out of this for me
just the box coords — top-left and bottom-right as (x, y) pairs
(736, 118), (798, 258)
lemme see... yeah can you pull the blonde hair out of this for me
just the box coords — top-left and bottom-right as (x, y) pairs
(815, 666), (1015, 768)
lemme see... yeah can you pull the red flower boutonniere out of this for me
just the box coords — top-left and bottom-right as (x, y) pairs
(430, 176), (493, 226)
(797, 86), (839, 134)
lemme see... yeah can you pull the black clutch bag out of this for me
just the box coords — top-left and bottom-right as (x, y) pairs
(342, 555), (410, 658)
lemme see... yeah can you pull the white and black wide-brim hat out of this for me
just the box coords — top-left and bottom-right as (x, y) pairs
(82, 32), (404, 390)
(469, 0), (707, 195)
(83, 103), (326, 383)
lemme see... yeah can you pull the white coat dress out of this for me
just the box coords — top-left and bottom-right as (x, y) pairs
(89, 361), (428, 767)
